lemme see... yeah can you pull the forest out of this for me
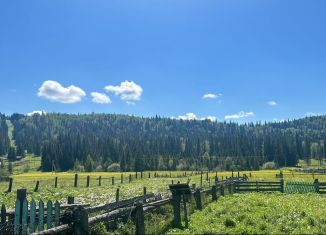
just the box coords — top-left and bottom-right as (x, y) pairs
(0, 113), (325, 172)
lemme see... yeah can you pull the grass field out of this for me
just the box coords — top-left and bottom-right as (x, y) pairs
(168, 193), (326, 235)
(1, 169), (326, 208)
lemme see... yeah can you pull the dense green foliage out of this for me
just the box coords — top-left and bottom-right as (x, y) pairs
(169, 193), (326, 235)
(8, 113), (326, 171)
(0, 114), (10, 156)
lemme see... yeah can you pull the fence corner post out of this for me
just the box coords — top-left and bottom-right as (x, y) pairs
(171, 191), (182, 228)
(212, 185), (217, 201)
(72, 206), (89, 235)
(314, 179), (320, 193)
(280, 179), (284, 193)
(132, 203), (145, 235)
(194, 189), (202, 210)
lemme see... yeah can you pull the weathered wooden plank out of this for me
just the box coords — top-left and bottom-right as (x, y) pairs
(47, 201), (53, 229)
(236, 184), (281, 188)
(21, 199), (28, 235)
(30, 199), (36, 234)
(236, 188), (281, 192)
(38, 200), (44, 232)
(237, 182), (281, 185)
(87, 193), (155, 214)
(54, 201), (60, 227)
(14, 200), (20, 235)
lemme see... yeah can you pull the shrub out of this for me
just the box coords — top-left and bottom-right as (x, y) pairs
(107, 163), (121, 172)
(261, 161), (277, 170)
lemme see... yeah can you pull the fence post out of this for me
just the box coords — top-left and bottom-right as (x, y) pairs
(136, 172), (138, 179)
(132, 203), (145, 235)
(72, 206), (89, 235)
(141, 172), (143, 179)
(220, 185), (225, 196)
(183, 194), (188, 228)
(129, 174), (132, 183)
(116, 188), (120, 202)
(215, 176), (218, 185)
(232, 171), (234, 178)
(7, 178), (13, 192)
(0, 204), (7, 225)
(238, 171), (240, 178)
(121, 174), (123, 184)
(16, 189), (27, 234)
(200, 171), (203, 188)
(280, 179), (284, 193)
(98, 176), (102, 186)
(54, 177), (58, 188)
(74, 174), (78, 187)
(68, 196), (75, 204)
(86, 176), (90, 188)
(314, 179), (320, 193)
(212, 185), (217, 201)
(194, 189), (202, 210)
(228, 183), (232, 194)
(112, 177), (115, 185)
(206, 172), (209, 181)
(148, 172), (151, 178)
(171, 191), (181, 228)
(34, 180), (40, 192)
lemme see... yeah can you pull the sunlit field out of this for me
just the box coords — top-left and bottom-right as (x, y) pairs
(1, 169), (325, 209)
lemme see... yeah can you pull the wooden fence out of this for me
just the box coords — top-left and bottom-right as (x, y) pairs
(235, 180), (284, 193)
(1, 177), (243, 235)
(3, 171), (245, 193)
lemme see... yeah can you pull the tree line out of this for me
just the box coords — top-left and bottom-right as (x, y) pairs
(0, 114), (10, 156)
(1, 113), (326, 172)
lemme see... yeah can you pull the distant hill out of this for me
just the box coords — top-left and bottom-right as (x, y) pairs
(2, 113), (326, 172)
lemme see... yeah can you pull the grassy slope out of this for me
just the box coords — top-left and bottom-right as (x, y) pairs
(169, 193), (326, 235)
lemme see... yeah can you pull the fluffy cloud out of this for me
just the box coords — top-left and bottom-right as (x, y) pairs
(225, 111), (254, 120)
(105, 81), (143, 103)
(178, 113), (198, 120)
(268, 101), (278, 106)
(200, 116), (218, 122)
(27, 110), (46, 116)
(305, 112), (322, 117)
(91, 92), (111, 104)
(202, 93), (222, 99)
(38, 80), (86, 104)
(177, 113), (217, 122)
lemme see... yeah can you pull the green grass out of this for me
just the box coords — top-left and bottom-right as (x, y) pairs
(1, 169), (325, 209)
(168, 193), (326, 235)
(2, 154), (41, 175)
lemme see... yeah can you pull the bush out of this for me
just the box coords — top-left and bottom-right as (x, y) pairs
(95, 165), (103, 172)
(261, 161), (277, 170)
(107, 163), (120, 172)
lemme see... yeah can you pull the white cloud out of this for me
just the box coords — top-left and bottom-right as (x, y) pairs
(91, 92), (111, 104)
(105, 81), (143, 103)
(305, 112), (323, 117)
(268, 101), (278, 106)
(177, 113), (217, 122)
(202, 93), (222, 99)
(27, 110), (46, 116)
(200, 116), (218, 122)
(178, 113), (198, 120)
(38, 80), (86, 104)
(225, 111), (254, 120)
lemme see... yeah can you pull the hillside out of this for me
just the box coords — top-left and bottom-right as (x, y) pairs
(1, 113), (324, 172)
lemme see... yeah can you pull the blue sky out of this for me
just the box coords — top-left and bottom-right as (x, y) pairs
(0, 0), (326, 122)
